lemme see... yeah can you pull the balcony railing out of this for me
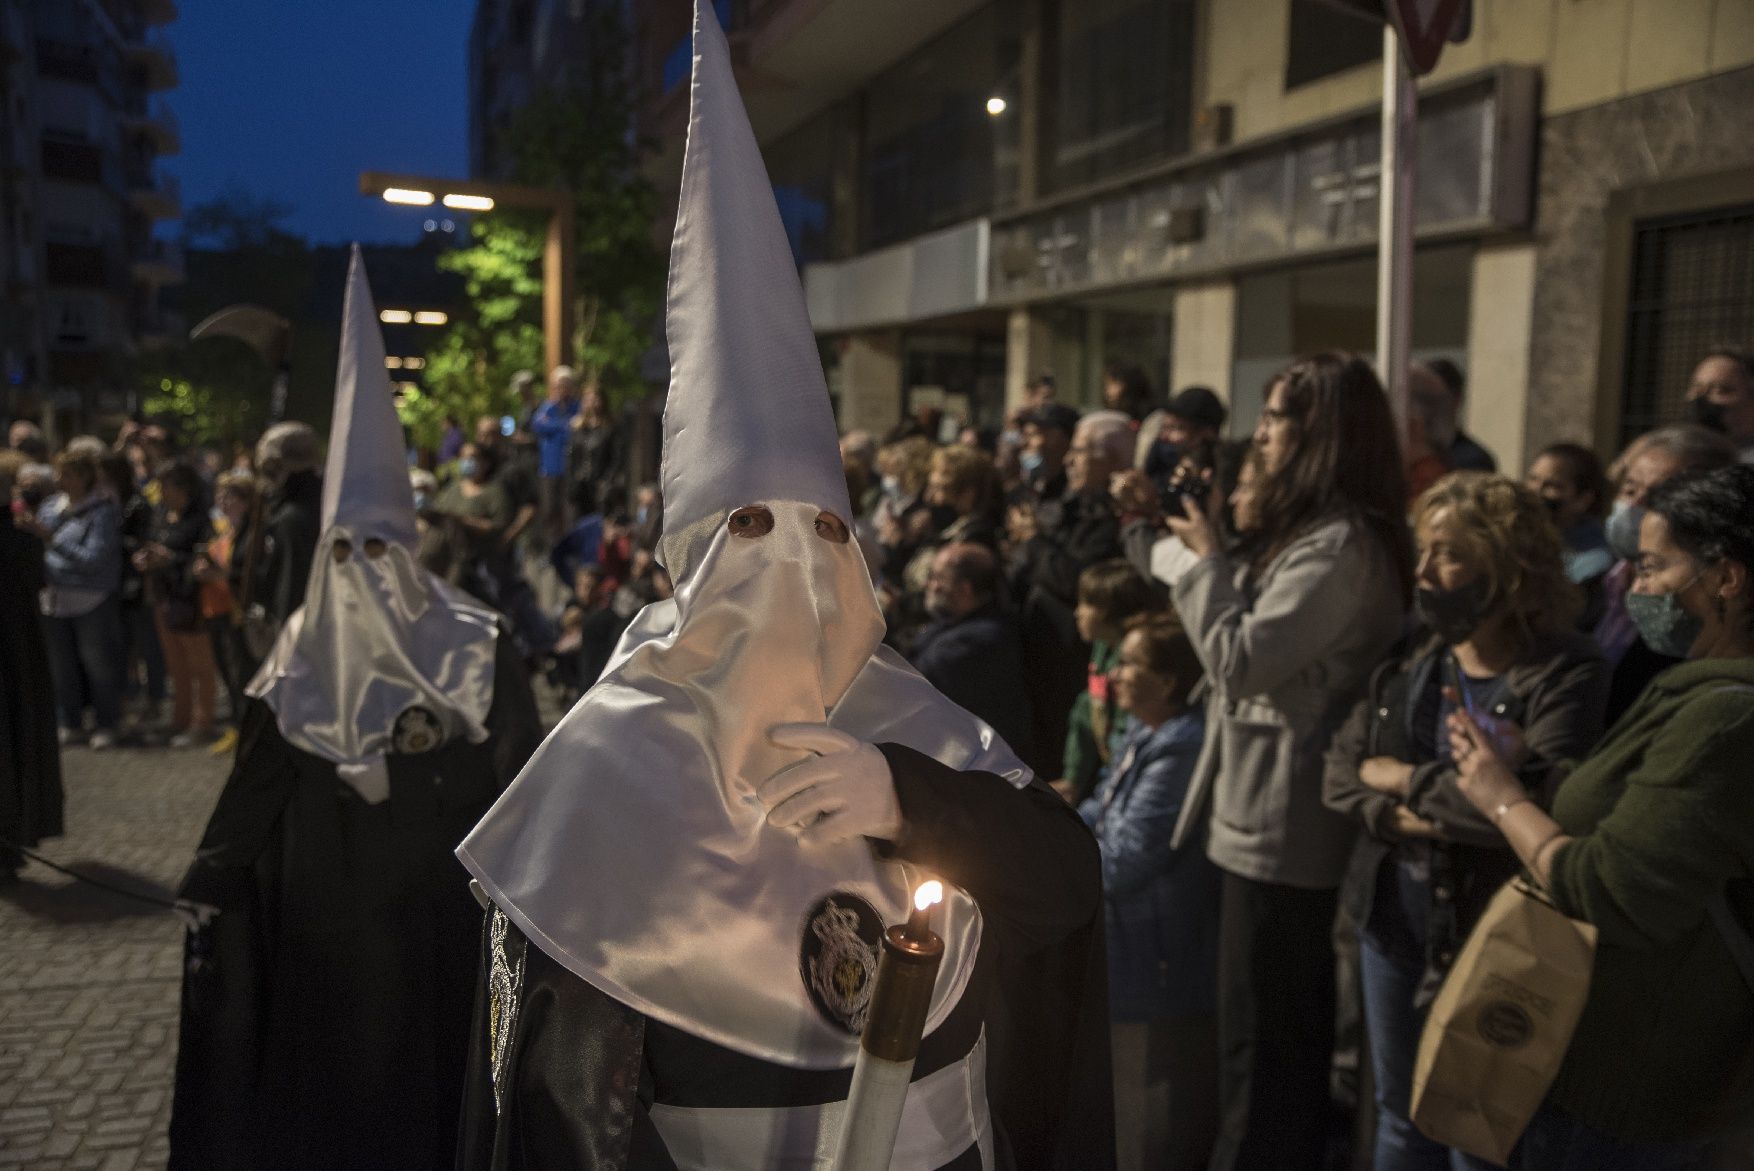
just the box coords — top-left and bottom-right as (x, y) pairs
(122, 27), (178, 91)
(126, 166), (181, 220)
(130, 237), (185, 285)
(121, 94), (180, 155)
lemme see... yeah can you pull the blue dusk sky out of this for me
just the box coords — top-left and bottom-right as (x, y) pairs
(169, 0), (477, 245)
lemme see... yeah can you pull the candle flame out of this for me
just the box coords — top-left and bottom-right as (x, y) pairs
(913, 881), (943, 913)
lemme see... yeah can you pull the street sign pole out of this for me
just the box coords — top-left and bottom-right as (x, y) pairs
(1376, 19), (1417, 451)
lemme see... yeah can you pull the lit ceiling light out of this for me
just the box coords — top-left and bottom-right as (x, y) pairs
(379, 309), (413, 324)
(442, 193), (495, 211)
(385, 355), (404, 369)
(985, 96), (1007, 116)
(403, 356), (426, 370)
(382, 187), (435, 206)
(413, 311), (448, 326)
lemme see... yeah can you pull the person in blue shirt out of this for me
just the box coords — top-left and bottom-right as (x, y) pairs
(529, 365), (582, 546)
(1080, 612), (1220, 1171)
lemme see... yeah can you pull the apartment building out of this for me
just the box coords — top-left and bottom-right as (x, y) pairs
(623, 0), (1754, 470)
(469, 0), (621, 182)
(0, 0), (182, 435)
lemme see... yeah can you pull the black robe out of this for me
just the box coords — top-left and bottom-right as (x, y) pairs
(456, 744), (1115, 1171)
(167, 633), (542, 1170)
(0, 524), (61, 875)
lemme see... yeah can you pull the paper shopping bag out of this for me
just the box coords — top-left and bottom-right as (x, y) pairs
(1410, 877), (1597, 1165)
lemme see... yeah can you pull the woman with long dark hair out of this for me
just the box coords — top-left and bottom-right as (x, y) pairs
(1166, 351), (1414, 1171)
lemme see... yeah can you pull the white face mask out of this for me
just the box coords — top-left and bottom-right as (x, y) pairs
(880, 474), (904, 500)
(249, 526), (500, 770)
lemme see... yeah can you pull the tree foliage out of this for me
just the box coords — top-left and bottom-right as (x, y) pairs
(407, 5), (664, 443)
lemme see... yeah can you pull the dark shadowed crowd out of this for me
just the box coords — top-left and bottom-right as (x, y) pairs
(5, 343), (1754, 1171)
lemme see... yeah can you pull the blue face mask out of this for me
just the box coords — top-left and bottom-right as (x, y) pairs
(1019, 451), (1045, 478)
(1624, 572), (1707, 659)
(458, 458), (481, 481)
(1606, 501), (1644, 562)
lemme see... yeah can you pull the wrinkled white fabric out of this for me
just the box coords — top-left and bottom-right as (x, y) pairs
(457, 1), (1031, 1070)
(248, 246), (500, 765)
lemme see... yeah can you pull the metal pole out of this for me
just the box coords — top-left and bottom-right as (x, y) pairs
(543, 203), (576, 372)
(1376, 20), (1417, 451)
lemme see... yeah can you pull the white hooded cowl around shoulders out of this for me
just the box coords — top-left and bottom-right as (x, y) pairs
(456, 0), (1032, 1070)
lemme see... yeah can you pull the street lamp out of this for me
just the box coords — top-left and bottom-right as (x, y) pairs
(360, 170), (576, 372)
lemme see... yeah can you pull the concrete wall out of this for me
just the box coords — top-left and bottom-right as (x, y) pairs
(1204, 0), (1754, 143)
(1171, 280), (1236, 404)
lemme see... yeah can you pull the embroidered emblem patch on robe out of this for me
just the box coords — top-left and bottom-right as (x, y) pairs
(799, 893), (882, 1035)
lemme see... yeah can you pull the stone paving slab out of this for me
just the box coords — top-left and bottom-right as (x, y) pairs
(0, 737), (228, 1170)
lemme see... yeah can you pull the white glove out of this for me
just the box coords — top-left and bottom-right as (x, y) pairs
(761, 724), (902, 847)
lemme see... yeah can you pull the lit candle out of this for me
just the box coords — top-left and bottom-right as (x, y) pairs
(831, 881), (945, 1171)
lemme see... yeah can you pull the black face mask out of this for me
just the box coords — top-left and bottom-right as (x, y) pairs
(1414, 577), (1495, 645)
(1691, 397), (1729, 434)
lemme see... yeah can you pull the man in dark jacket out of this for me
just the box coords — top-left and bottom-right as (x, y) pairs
(1009, 411), (1129, 774)
(911, 543), (1032, 753)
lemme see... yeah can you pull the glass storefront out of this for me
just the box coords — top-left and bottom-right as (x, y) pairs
(1231, 244), (1475, 434)
(1050, 0), (1196, 194)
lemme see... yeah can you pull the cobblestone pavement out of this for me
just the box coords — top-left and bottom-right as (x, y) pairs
(0, 737), (230, 1170)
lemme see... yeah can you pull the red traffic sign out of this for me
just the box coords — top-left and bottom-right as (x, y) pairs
(1387, 0), (1472, 75)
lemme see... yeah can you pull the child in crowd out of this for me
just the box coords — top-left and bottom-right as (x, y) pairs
(1054, 559), (1162, 805)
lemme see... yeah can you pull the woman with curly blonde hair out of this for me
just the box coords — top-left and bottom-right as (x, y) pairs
(1324, 471), (1612, 1171)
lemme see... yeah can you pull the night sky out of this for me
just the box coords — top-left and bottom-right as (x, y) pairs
(170, 0), (476, 246)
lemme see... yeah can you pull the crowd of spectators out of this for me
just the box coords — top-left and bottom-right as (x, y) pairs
(3, 341), (1753, 1169)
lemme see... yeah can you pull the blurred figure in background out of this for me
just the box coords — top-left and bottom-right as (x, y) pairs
(1084, 613), (1220, 1171)
(909, 542), (1032, 754)
(1056, 559), (1161, 806)
(1525, 442), (1613, 626)
(0, 451), (60, 881)
(103, 451), (165, 727)
(1404, 363), (1458, 502)
(1427, 358), (1497, 473)
(23, 448), (124, 751)
(1684, 346), (1754, 463)
(139, 461), (215, 747)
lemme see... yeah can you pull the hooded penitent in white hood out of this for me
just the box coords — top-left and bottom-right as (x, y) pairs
(458, 0), (1030, 1069)
(247, 246), (501, 772)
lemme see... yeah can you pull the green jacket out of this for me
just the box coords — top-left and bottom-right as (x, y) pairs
(1061, 641), (1123, 805)
(1546, 657), (1754, 1140)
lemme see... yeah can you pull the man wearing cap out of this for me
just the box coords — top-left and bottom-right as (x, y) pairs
(1144, 386), (1227, 483)
(454, 6), (1110, 1169)
(167, 250), (543, 1171)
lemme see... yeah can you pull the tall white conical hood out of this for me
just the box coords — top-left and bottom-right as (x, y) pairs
(457, 0), (1032, 1094)
(657, 0), (850, 577)
(322, 245), (418, 548)
(247, 243), (500, 769)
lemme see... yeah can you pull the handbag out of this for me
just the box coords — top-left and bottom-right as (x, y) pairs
(1409, 877), (1597, 1164)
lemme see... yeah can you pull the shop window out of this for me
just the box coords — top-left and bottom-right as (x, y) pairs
(861, 6), (1020, 249)
(1284, 0), (1380, 91)
(1050, 0), (1195, 193)
(1618, 203), (1754, 447)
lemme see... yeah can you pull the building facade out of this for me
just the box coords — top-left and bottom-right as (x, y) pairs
(469, 0), (620, 181)
(625, 0), (1754, 470)
(0, 0), (183, 437)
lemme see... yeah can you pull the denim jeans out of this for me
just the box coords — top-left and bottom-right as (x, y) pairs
(1360, 858), (1497, 1171)
(43, 594), (125, 732)
(1510, 1100), (1714, 1171)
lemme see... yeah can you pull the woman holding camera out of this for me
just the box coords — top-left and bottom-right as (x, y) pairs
(1448, 465), (1754, 1169)
(1165, 352), (1413, 1171)
(1323, 473), (1609, 1170)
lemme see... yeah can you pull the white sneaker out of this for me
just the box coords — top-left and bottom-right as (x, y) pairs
(88, 730), (118, 751)
(169, 729), (211, 749)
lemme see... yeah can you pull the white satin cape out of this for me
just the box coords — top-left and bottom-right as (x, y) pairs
(247, 525), (502, 765)
(458, 504), (1033, 1069)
